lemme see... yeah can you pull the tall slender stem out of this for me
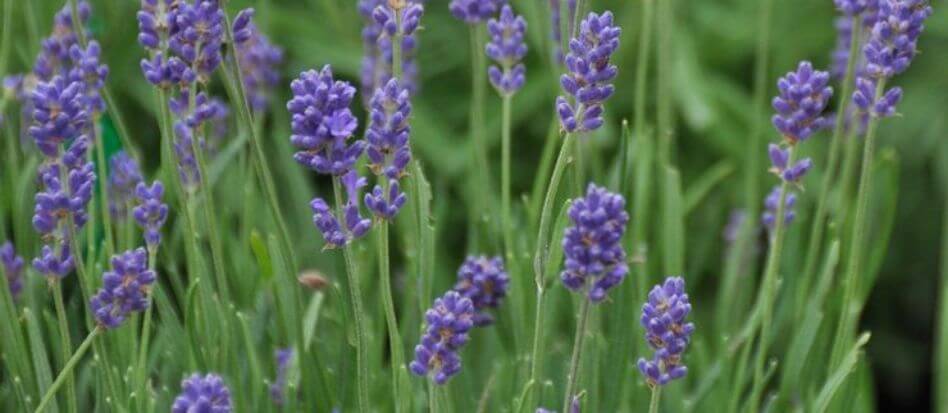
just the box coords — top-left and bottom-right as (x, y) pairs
(469, 25), (494, 242)
(502, 95), (513, 259)
(829, 80), (887, 370)
(378, 218), (405, 411)
(332, 178), (370, 412)
(93, 120), (116, 258)
(796, 17), (863, 323)
(648, 386), (662, 413)
(51, 282), (78, 413)
(747, 146), (797, 412)
(562, 296), (592, 411)
(33, 328), (101, 413)
(135, 248), (158, 412)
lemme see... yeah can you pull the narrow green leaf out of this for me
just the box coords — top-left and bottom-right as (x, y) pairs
(683, 161), (735, 215)
(662, 166), (685, 275)
(24, 308), (58, 413)
(812, 333), (871, 413)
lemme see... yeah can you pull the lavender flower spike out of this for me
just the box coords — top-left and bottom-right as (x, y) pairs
(68, 41), (109, 115)
(170, 0), (225, 81)
(454, 256), (510, 326)
(637, 276), (695, 386)
(365, 79), (413, 179)
(771, 61), (833, 142)
(486, 5), (528, 95)
(134, 181), (169, 249)
(270, 348), (293, 406)
(768, 144), (813, 183)
(89, 248), (156, 329)
(288, 66), (364, 176)
(108, 151), (143, 219)
(561, 184), (629, 303)
(1, 242), (25, 300)
(172, 373), (233, 413)
(762, 185), (797, 232)
(310, 171), (372, 249)
(450, 0), (505, 24)
(233, 9), (284, 112)
(29, 76), (87, 157)
(409, 290), (475, 384)
(557, 11), (621, 133)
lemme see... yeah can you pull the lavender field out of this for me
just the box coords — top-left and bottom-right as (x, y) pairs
(0, 0), (946, 412)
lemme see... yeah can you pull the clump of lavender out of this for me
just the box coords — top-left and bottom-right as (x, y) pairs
(852, 0), (932, 119)
(762, 186), (797, 232)
(450, 0), (505, 24)
(768, 144), (813, 183)
(1, 242), (25, 300)
(89, 248), (156, 329)
(33, 1), (91, 81)
(68, 41), (108, 116)
(107, 151), (143, 219)
(363, 79), (412, 219)
(556, 11), (621, 133)
(232, 9), (284, 112)
(486, 5), (527, 95)
(637, 276), (695, 386)
(133, 181), (169, 250)
(311, 171), (372, 249)
(409, 290), (475, 384)
(172, 373), (233, 413)
(561, 184), (629, 303)
(287, 66), (364, 176)
(771, 61), (833, 143)
(454, 256), (510, 326)
(270, 348), (293, 406)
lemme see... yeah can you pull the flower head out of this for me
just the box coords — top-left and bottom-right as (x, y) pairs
(32, 138), (96, 237)
(89, 248), (156, 329)
(172, 373), (233, 413)
(409, 290), (475, 384)
(486, 5), (527, 95)
(233, 9), (284, 112)
(68, 41), (109, 115)
(561, 184), (629, 303)
(140, 53), (195, 89)
(1, 242), (25, 299)
(762, 185), (797, 232)
(771, 61), (833, 142)
(311, 171), (372, 249)
(108, 151), (143, 219)
(557, 12), (621, 133)
(29, 76), (87, 157)
(450, 0), (505, 24)
(134, 181), (169, 249)
(137, 0), (179, 51)
(365, 79), (413, 179)
(637, 276), (694, 386)
(169, 0), (225, 81)
(288, 66), (365, 176)
(454, 256), (510, 326)
(33, 1), (90, 81)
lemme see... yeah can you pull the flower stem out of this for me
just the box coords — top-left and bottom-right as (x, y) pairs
(378, 218), (406, 412)
(93, 119), (116, 258)
(829, 79), (887, 370)
(332, 178), (370, 412)
(51, 282), (78, 413)
(135, 248), (158, 412)
(469, 25), (495, 244)
(747, 145), (797, 412)
(795, 16), (863, 324)
(33, 328), (100, 413)
(563, 296), (592, 411)
(502, 94), (513, 261)
(649, 386), (662, 413)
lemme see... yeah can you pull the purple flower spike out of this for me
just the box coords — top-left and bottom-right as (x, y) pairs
(637, 276), (694, 386)
(486, 5), (528, 95)
(270, 348), (293, 406)
(89, 248), (156, 329)
(172, 373), (233, 413)
(173, 122), (201, 192)
(450, 0), (505, 24)
(33, 1), (90, 82)
(454, 256), (510, 326)
(33, 140), (96, 238)
(366, 79), (413, 180)
(108, 151), (143, 219)
(134, 181), (169, 249)
(557, 12), (621, 134)
(68, 41), (108, 115)
(561, 184), (629, 303)
(33, 245), (75, 279)
(1, 242), (25, 300)
(409, 290), (475, 384)
(771, 61), (833, 142)
(762, 186), (797, 232)
(170, 0), (225, 81)
(232, 9), (255, 44)
(29, 76), (87, 157)
(288, 66), (364, 176)
(310, 171), (372, 248)
(365, 180), (408, 220)
(140, 53), (195, 89)
(768, 144), (812, 183)
(830, 17), (855, 80)
(137, 0), (176, 51)
(373, 2), (425, 37)
(359, 0), (423, 101)
(233, 10), (283, 112)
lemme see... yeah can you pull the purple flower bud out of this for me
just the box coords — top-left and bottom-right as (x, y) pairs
(486, 6), (527, 95)
(29, 76), (87, 157)
(365, 180), (408, 219)
(557, 12), (621, 133)
(89, 248), (156, 329)
(68, 41), (108, 115)
(134, 181), (169, 249)
(835, 0), (868, 15)
(768, 144), (812, 183)
(140, 53), (196, 89)
(453, 256), (510, 326)
(172, 373), (233, 413)
(33, 245), (75, 279)
(107, 151), (143, 219)
(771, 61), (833, 142)
(561, 184), (629, 302)
(761, 186), (797, 231)
(1, 242), (25, 300)
(768, 143), (789, 171)
(637, 276), (694, 386)
(366, 79), (413, 180)
(169, 0), (225, 81)
(232, 9), (255, 44)
(310, 171), (372, 248)
(32, 139), (96, 239)
(450, 0), (505, 24)
(409, 290), (475, 384)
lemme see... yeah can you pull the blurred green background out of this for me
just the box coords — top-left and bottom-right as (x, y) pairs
(2, 0), (946, 410)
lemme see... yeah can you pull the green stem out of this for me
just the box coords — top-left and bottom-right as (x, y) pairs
(378, 219), (405, 412)
(51, 282), (78, 413)
(0, 0), (13, 74)
(135, 248), (158, 412)
(563, 296), (592, 411)
(828, 79), (887, 371)
(502, 95), (513, 260)
(33, 328), (100, 413)
(469, 25), (494, 244)
(837, 127), (862, 224)
(796, 17), (863, 324)
(94, 120), (116, 258)
(934, 187), (948, 412)
(649, 386), (662, 413)
(332, 178), (370, 412)
(747, 146), (797, 412)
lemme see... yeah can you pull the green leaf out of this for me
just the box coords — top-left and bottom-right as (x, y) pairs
(811, 333), (871, 413)
(662, 166), (685, 275)
(24, 308), (58, 413)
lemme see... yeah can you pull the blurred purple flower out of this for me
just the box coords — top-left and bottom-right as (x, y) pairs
(450, 0), (505, 24)
(108, 151), (143, 219)
(1, 242), (25, 300)
(134, 181), (169, 249)
(270, 348), (293, 406)
(762, 185), (797, 232)
(486, 5), (527, 95)
(454, 255), (510, 326)
(233, 9), (284, 112)
(172, 373), (233, 413)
